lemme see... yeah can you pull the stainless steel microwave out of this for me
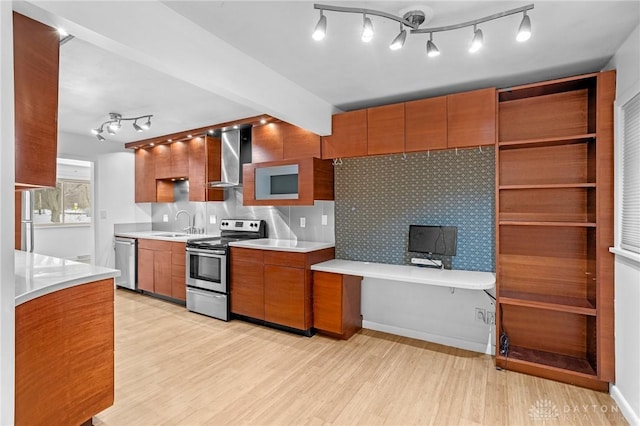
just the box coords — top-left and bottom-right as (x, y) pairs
(254, 164), (299, 200)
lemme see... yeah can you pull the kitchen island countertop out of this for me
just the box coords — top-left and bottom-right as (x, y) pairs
(228, 238), (335, 253)
(15, 251), (120, 306)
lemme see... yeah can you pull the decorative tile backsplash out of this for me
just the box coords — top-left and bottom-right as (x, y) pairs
(335, 148), (495, 272)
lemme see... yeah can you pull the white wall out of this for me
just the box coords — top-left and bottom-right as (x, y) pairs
(604, 24), (640, 426)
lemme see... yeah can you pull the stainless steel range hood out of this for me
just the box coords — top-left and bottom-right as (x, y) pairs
(209, 128), (251, 188)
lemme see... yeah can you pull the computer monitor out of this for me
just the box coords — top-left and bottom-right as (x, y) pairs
(408, 225), (457, 256)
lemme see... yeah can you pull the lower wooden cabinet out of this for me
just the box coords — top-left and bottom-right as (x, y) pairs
(230, 246), (335, 334)
(138, 239), (186, 301)
(313, 271), (362, 340)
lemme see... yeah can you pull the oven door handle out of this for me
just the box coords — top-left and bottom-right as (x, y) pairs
(186, 247), (226, 257)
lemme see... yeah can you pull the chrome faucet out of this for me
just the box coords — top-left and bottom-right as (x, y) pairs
(175, 210), (192, 234)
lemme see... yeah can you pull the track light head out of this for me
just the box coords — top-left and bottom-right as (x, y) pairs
(91, 127), (102, 135)
(107, 126), (117, 135)
(96, 133), (106, 142)
(361, 15), (373, 42)
(141, 117), (152, 130)
(312, 11), (327, 41)
(469, 26), (483, 53)
(426, 34), (440, 57)
(133, 121), (144, 132)
(389, 24), (407, 50)
(516, 12), (531, 42)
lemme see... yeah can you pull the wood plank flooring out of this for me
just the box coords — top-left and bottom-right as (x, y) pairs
(94, 289), (627, 425)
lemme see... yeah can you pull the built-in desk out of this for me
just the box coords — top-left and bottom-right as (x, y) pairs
(310, 259), (495, 290)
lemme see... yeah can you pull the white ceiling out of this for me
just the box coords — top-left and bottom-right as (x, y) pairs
(26, 1), (640, 144)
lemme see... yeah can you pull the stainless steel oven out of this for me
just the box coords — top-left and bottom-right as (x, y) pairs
(185, 219), (266, 321)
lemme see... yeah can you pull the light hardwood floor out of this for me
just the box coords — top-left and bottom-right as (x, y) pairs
(94, 289), (627, 426)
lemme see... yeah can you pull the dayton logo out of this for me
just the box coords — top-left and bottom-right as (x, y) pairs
(529, 399), (559, 422)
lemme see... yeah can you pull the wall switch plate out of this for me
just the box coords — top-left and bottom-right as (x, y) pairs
(486, 311), (496, 325)
(321, 215), (328, 226)
(300, 217), (306, 228)
(162, 214), (169, 223)
(209, 215), (217, 224)
(475, 308), (486, 323)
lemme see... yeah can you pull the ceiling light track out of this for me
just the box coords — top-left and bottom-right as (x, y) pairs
(312, 3), (534, 55)
(91, 112), (153, 141)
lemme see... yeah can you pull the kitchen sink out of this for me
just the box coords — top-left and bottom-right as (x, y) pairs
(154, 233), (188, 238)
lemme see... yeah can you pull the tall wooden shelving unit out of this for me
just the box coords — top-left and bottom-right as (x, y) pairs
(495, 71), (615, 391)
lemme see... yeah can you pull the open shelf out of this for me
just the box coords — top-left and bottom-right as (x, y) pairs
(499, 133), (596, 149)
(499, 221), (596, 227)
(499, 183), (596, 190)
(498, 73), (598, 102)
(496, 346), (596, 377)
(499, 290), (596, 315)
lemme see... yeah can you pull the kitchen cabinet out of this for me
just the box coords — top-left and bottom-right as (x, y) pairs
(447, 87), (496, 148)
(230, 246), (335, 334)
(188, 135), (224, 202)
(495, 71), (615, 391)
(243, 157), (334, 206)
(367, 103), (405, 156)
(321, 110), (368, 159)
(154, 141), (189, 179)
(138, 239), (184, 301)
(13, 12), (60, 189)
(154, 144), (172, 179)
(171, 242), (187, 301)
(313, 271), (362, 340)
(135, 148), (156, 203)
(405, 96), (448, 152)
(252, 121), (321, 163)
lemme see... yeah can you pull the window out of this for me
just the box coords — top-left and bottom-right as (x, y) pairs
(33, 180), (92, 225)
(620, 91), (640, 254)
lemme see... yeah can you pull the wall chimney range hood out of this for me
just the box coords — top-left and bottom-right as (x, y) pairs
(209, 127), (251, 188)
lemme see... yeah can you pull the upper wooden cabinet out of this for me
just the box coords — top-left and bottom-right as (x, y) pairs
(321, 110), (368, 159)
(135, 148), (156, 203)
(153, 144), (172, 179)
(367, 103), (405, 156)
(405, 96), (448, 152)
(252, 122), (321, 163)
(447, 88), (496, 148)
(154, 141), (189, 179)
(188, 136), (224, 202)
(13, 12), (60, 189)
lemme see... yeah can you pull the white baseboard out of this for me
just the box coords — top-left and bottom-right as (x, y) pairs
(362, 320), (491, 355)
(611, 384), (640, 426)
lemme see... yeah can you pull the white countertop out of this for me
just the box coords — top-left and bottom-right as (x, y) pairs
(311, 259), (495, 290)
(229, 238), (335, 253)
(15, 251), (120, 306)
(115, 231), (220, 242)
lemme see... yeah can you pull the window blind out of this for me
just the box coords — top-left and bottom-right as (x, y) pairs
(621, 91), (640, 254)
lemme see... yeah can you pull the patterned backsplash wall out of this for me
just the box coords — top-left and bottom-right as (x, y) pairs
(335, 148), (495, 272)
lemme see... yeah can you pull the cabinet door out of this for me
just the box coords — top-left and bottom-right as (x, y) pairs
(282, 123), (321, 160)
(153, 250), (173, 297)
(137, 248), (155, 292)
(313, 272), (343, 334)
(188, 137), (206, 202)
(13, 13), (59, 188)
(230, 257), (265, 319)
(264, 265), (306, 330)
(447, 88), (496, 148)
(171, 242), (186, 301)
(321, 110), (367, 159)
(205, 135), (225, 202)
(367, 103), (405, 156)
(405, 96), (448, 152)
(135, 148), (156, 203)
(154, 144), (172, 179)
(171, 140), (189, 178)
(252, 123), (283, 163)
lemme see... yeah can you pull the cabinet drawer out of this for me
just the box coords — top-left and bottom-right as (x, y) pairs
(138, 239), (173, 251)
(231, 247), (264, 263)
(263, 251), (306, 268)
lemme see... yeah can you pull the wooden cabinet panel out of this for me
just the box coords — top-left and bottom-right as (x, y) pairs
(205, 135), (225, 201)
(447, 88), (496, 148)
(313, 272), (362, 339)
(230, 257), (265, 319)
(264, 265), (306, 330)
(405, 96), (448, 152)
(154, 144), (172, 179)
(171, 140), (189, 178)
(138, 239), (172, 251)
(189, 137), (206, 201)
(263, 250), (306, 268)
(171, 242), (186, 301)
(282, 123), (321, 159)
(322, 110), (367, 159)
(13, 12), (59, 188)
(171, 275), (186, 301)
(137, 248), (155, 292)
(153, 251), (172, 297)
(135, 148), (156, 203)
(252, 123), (283, 163)
(367, 103), (405, 156)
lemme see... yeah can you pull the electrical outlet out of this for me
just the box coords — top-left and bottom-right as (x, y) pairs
(486, 311), (496, 325)
(300, 217), (306, 228)
(162, 214), (169, 223)
(321, 214), (328, 226)
(475, 308), (486, 323)
(209, 215), (217, 224)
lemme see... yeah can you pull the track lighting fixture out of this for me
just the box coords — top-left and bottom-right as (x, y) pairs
(312, 3), (533, 57)
(361, 14), (374, 42)
(91, 112), (153, 141)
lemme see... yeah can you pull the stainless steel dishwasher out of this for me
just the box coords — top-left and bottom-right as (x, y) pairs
(115, 237), (137, 290)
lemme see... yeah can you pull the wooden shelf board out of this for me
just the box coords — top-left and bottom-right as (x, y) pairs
(499, 292), (596, 316)
(499, 221), (596, 227)
(499, 183), (596, 190)
(499, 134), (596, 149)
(498, 73), (598, 101)
(495, 345), (596, 377)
